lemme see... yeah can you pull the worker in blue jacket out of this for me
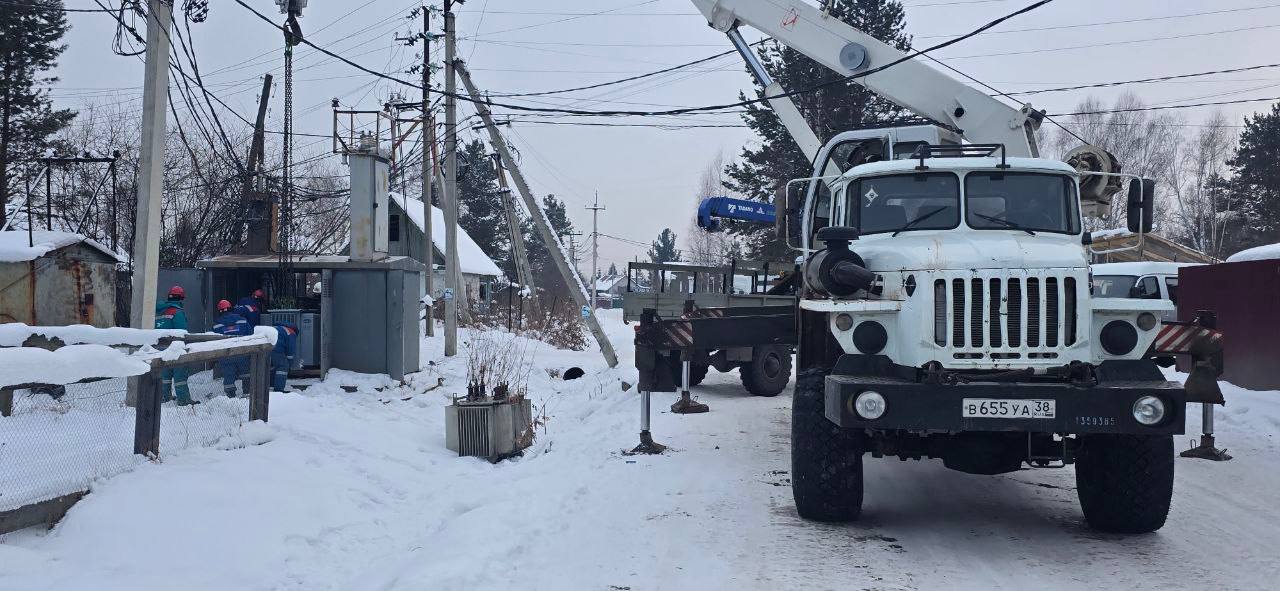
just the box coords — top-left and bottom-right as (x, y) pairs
(155, 285), (198, 406)
(234, 288), (266, 328)
(212, 299), (251, 397)
(271, 323), (299, 392)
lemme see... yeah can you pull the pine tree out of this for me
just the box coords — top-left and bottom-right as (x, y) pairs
(524, 194), (577, 296)
(647, 228), (681, 263)
(1225, 102), (1280, 251)
(0, 1), (75, 228)
(455, 139), (509, 269)
(723, 0), (910, 257)
(607, 261), (619, 277)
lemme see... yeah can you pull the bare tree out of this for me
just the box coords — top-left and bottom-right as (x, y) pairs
(1164, 111), (1238, 258)
(1047, 93), (1184, 232)
(685, 152), (739, 266)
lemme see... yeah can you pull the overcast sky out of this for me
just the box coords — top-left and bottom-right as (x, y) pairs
(49, 0), (1280, 270)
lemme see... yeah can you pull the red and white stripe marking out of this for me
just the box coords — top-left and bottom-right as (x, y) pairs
(1154, 323), (1222, 354)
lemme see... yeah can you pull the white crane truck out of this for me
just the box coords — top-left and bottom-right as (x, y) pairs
(682, 0), (1223, 533)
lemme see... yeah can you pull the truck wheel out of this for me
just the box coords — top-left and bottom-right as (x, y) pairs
(667, 356), (709, 387)
(791, 368), (863, 522)
(1075, 434), (1174, 534)
(741, 345), (792, 397)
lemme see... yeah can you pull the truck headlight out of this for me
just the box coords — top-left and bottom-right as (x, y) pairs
(1132, 396), (1166, 426)
(1100, 320), (1139, 355)
(854, 390), (886, 420)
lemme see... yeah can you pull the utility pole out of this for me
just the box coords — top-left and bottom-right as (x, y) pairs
(242, 74), (274, 254)
(443, 0), (459, 356)
(129, 0), (174, 331)
(586, 191), (605, 310)
(562, 231), (583, 278)
(399, 6), (436, 337)
(457, 59), (619, 368)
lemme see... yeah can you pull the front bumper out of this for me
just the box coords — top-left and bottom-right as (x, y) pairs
(825, 375), (1186, 435)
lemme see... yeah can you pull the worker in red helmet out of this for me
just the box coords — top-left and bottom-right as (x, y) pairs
(155, 285), (196, 405)
(234, 289), (266, 328)
(212, 299), (251, 397)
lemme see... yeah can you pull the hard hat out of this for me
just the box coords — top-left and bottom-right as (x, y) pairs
(217, 299), (232, 312)
(168, 285), (185, 298)
(252, 288), (265, 299)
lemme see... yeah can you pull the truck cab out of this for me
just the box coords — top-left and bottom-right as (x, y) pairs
(785, 139), (1188, 534)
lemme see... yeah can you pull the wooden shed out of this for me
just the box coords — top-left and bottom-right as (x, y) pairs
(0, 230), (122, 328)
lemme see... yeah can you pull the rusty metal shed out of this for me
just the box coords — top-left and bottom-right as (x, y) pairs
(0, 230), (122, 327)
(1177, 258), (1280, 391)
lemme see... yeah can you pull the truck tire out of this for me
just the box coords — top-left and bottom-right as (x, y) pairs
(791, 368), (863, 522)
(667, 356), (709, 388)
(1075, 434), (1174, 534)
(741, 345), (792, 397)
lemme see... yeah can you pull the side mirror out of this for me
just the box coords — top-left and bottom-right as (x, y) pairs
(1126, 178), (1155, 234)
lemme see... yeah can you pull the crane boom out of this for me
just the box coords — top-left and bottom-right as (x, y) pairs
(692, 0), (1042, 157)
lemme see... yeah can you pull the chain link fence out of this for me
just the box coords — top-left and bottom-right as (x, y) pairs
(0, 339), (270, 533)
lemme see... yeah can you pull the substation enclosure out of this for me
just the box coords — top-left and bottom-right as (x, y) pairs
(194, 144), (423, 381)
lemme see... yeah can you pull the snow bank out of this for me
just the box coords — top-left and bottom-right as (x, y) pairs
(388, 192), (504, 277)
(0, 230), (122, 263)
(0, 344), (150, 387)
(1226, 242), (1280, 263)
(0, 323), (186, 348)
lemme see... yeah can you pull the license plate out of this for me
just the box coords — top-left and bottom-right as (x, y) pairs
(962, 398), (1055, 419)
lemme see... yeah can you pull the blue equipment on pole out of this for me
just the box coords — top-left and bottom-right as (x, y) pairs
(696, 196), (776, 231)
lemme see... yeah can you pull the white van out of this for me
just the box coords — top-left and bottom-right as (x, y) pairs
(1091, 261), (1201, 321)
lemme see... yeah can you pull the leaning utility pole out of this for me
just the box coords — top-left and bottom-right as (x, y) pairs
(491, 152), (535, 291)
(456, 60), (619, 367)
(442, 0), (460, 356)
(586, 191), (605, 310)
(129, 0), (174, 331)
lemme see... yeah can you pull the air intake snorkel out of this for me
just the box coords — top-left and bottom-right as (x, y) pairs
(804, 226), (874, 297)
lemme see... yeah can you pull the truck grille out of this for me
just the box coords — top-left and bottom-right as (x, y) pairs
(933, 272), (1079, 358)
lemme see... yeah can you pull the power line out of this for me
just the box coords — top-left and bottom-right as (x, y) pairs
(1053, 95), (1280, 116)
(1007, 62), (1280, 96)
(945, 22), (1280, 61)
(232, 0), (1059, 118)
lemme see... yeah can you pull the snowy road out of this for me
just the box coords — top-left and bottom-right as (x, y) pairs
(2, 311), (1278, 590)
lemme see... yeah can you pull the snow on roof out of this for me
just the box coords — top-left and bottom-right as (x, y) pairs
(1090, 228), (1133, 241)
(0, 324), (186, 348)
(1226, 243), (1280, 263)
(0, 344), (150, 388)
(594, 275), (624, 291)
(388, 192), (504, 277)
(0, 230), (122, 263)
(1091, 261), (1200, 276)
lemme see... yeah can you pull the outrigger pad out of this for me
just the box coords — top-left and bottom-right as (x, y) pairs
(627, 430), (667, 455)
(670, 392), (709, 414)
(1181, 436), (1232, 461)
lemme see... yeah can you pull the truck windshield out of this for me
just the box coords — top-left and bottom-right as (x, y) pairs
(1092, 275), (1137, 298)
(848, 173), (960, 235)
(966, 172), (1080, 234)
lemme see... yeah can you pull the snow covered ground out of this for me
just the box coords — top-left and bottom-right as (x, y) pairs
(2, 309), (1278, 590)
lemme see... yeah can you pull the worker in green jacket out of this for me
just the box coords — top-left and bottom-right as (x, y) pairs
(155, 285), (198, 406)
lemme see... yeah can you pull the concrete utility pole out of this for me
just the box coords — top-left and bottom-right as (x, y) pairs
(586, 191), (605, 310)
(421, 7), (434, 337)
(491, 152), (535, 291)
(129, 0), (174, 331)
(442, 0), (459, 356)
(456, 60), (619, 368)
